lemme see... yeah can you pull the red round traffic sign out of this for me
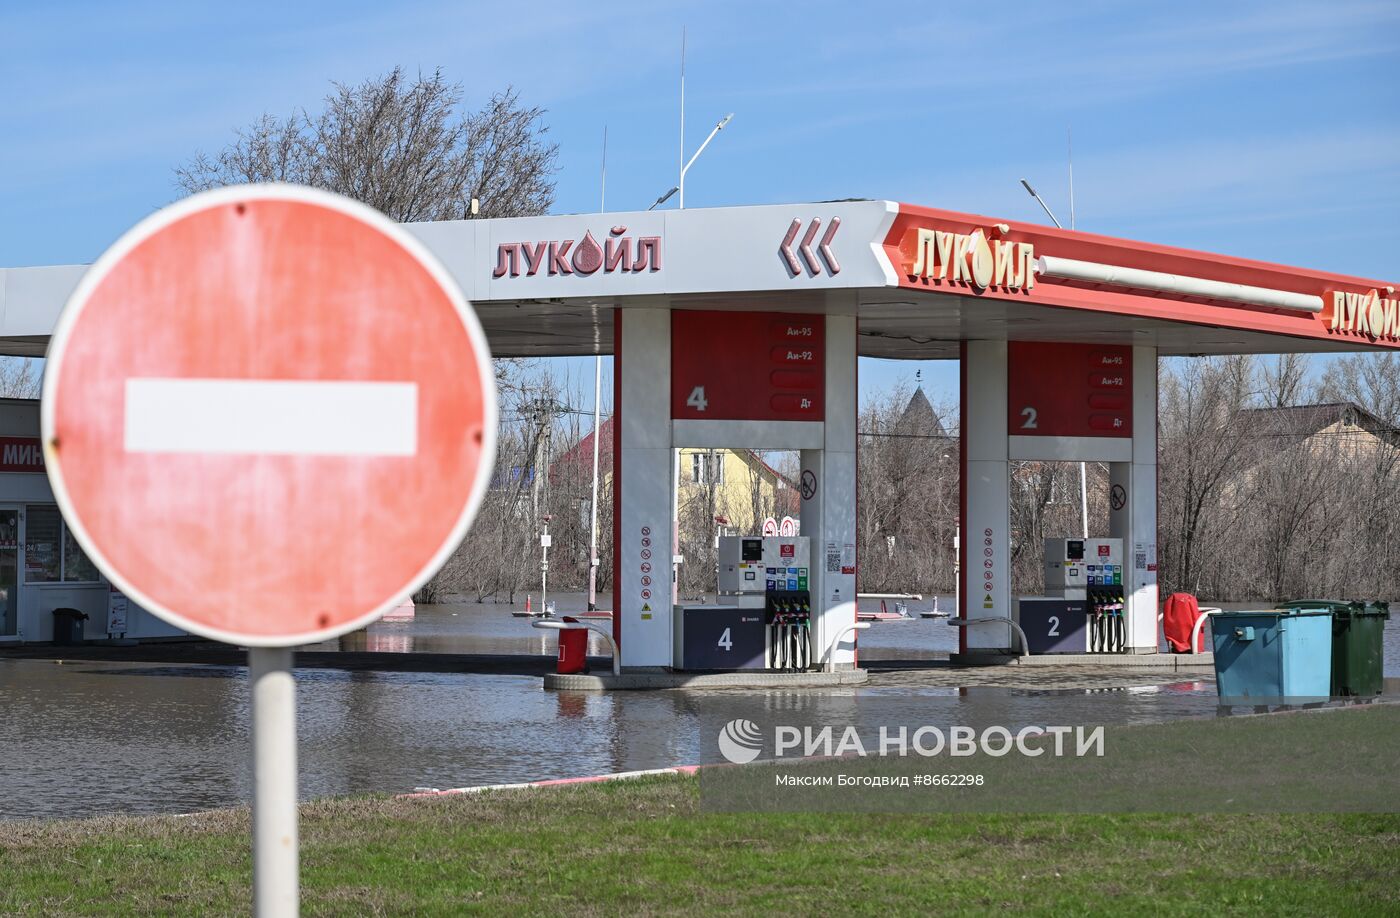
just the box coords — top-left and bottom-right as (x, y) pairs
(42, 185), (496, 646)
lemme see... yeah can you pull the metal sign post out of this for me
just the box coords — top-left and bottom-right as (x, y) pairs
(541, 518), (552, 615)
(250, 647), (298, 917)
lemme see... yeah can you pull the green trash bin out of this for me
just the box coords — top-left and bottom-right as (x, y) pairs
(1277, 600), (1389, 697)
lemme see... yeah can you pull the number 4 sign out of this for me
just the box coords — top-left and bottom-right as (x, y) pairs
(670, 310), (824, 421)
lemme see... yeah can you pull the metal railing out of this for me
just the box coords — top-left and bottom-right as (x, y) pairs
(532, 619), (621, 676)
(945, 616), (1030, 661)
(823, 621), (871, 672)
(1189, 607), (1222, 654)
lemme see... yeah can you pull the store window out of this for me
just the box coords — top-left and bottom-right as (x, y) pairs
(24, 505), (100, 583)
(24, 506), (61, 582)
(63, 526), (99, 582)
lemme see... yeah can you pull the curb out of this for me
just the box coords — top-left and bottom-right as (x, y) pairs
(403, 765), (703, 798)
(543, 669), (869, 691)
(948, 652), (1215, 669)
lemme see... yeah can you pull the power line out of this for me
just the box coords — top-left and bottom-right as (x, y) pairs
(858, 430), (960, 440)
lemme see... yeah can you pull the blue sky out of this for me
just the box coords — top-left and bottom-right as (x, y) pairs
(3, 0), (1397, 410)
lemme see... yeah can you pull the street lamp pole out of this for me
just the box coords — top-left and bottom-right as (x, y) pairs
(1019, 179), (1063, 230)
(679, 113), (732, 209)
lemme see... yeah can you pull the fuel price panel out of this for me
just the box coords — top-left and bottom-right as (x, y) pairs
(671, 311), (824, 422)
(1007, 342), (1132, 438)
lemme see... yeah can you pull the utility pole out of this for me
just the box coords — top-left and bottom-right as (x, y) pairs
(529, 398), (553, 528)
(528, 397), (554, 616)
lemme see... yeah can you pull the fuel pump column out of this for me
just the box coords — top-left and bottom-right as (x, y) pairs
(672, 536), (812, 671)
(1017, 538), (1127, 654)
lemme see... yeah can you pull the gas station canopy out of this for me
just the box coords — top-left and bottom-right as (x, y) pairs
(1, 199), (1396, 361)
(4, 196), (1397, 672)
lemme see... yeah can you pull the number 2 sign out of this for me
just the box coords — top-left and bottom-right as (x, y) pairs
(1007, 342), (1132, 438)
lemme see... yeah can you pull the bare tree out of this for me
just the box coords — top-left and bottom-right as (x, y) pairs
(1154, 351), (1400, 602)
(856, 386), (959, 593)
(176, 69), (557, 222)
(1260, 353), (1309, 408)
(1319, 352), (1400, 425)
(0, 358), (42, 398)
(175, 68), (562, 607)
(1157, 356), (1259, 595)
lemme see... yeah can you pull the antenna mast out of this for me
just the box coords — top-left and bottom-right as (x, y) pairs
(1068, 127), (1076, 231)
(679, 26), (686, 208)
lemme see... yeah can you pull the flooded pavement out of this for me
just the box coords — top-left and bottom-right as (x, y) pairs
(2, 593), (1395, 821)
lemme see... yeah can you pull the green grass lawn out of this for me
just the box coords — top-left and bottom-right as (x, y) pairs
(2, 776), (1397, 916)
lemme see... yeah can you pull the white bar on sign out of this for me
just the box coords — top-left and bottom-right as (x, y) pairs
(124, 378), (418, 456)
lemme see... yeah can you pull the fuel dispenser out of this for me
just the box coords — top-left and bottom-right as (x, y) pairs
(765, 589), (811, 671)
(672, 536), (811, 671)
(1019, 538), (1125, 654)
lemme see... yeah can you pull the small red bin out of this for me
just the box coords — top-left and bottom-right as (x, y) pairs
(556, 617), (589, 674)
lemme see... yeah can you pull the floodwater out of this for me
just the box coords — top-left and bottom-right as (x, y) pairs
(1, 593), (1395, 821)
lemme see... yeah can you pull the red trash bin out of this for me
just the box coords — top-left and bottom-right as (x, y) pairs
(556, 617), (589, 674)
(1162, 592), (1206, 653)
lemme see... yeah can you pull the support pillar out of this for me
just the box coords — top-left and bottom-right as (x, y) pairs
(800, 314), (857, 669)
(1110, 345), (1159, 651)
(959, 340), (1012, 651)
(613, 307), (674, 669)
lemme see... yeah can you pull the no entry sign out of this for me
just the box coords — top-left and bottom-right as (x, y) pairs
(42, 185), (497, 646)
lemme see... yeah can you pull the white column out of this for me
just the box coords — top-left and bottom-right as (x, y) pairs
(1110, 345), (1159, 652)
(800, 314), (858, 668)
(617, 308), (674, 668)
(960, 340), (1012, 651)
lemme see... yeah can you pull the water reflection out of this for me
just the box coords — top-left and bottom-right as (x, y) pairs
(0, 656), (1230, 821)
